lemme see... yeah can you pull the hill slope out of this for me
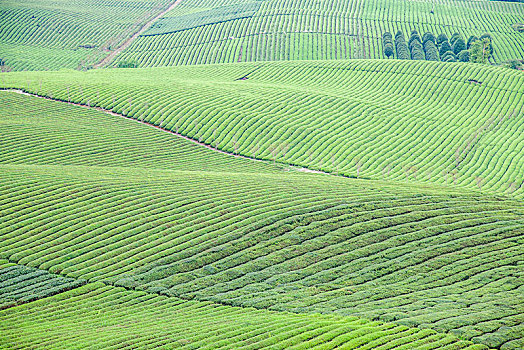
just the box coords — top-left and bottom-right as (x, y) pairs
(109, 0), (524, 67)
(0, 92), (522, 349)
(0, 0), (175, 71)
(4, 60), (523, 199)
(0, 277), (488, 350)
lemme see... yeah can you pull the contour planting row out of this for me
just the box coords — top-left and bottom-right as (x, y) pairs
(1, 164), (522, 348)
(0, 0), (173, 71)
(122, 193), (524, 349)
(110, 0), (524, 67)
(0, 163), (421, 283)
(4, 60), (523, 198)
(1, 95), (522, 348)
(0, 92), (278, 174)
(0, 265), (84, 310)
(0, 282), (488, 349)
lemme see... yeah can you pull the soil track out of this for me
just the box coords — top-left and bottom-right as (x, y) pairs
(93, 0), (184, 69)
(3, 89), (328, 175)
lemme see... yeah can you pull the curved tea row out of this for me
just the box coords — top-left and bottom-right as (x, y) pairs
(111, 0), (524, 67)
(0, 281), (488, 349)
(0, 93), (522, 348)
(4, 60), (523, 199)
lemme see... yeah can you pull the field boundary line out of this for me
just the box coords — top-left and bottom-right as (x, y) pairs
(1, 89), (327, 175)
(93, 0), (185, 69)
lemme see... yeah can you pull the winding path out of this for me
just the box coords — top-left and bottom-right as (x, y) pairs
(93, 0), (184, 69)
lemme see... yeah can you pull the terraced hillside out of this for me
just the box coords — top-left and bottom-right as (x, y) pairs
(0, 265), (84, 310)
(4, 60), (523, 199)
(0, 92), (523, 349)
(0, 278), (488, 350)
(0, 0), (174, 71)
(110, 0), (524, 67)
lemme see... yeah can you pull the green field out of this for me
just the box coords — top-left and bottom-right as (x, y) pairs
(109, 0), (524, 67)
(0, 0), (173, 71)
(0, 92), (523, 349)
(1, 0), (523, 348)
(4, 60), (523, 199)
(1, 279), (491, 350)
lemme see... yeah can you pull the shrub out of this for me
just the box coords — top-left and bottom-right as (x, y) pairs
(504, 59), (523, 70)
(458, 50), (470, 62)
(437, 33), (448, 46)
(439, 40), (452, 57)
(452, 38), (466, 55)
(424, 40), (439, 61)
(117, 60), (139, 68)
(467, 35), (479, 49)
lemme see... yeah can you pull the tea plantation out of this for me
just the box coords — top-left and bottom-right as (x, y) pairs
(1, 0), (523, 348)
(4, 60), (523, 198)
(0, 0), (174, 71)
(0, 92), (522, 349)
(110, 0), (524, 67)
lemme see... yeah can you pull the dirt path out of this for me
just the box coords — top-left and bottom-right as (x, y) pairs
(93, 0), (184, 69)
(3, 89), (330, 175)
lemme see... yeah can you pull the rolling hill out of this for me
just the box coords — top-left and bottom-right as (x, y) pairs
(1, 0), (523, 348)
(3, 59), (522, 199)
(109, 0), (524, 67)
(0, 91), (522, 349)
(0, 0), (174, 71)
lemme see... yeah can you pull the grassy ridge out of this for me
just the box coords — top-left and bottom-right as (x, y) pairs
(110, 0), (524, 67)
(0, 93), (522, 348)
(0, 0), (173, 71)
(3, 60), (523, 199)
(0, 282), (488, 350)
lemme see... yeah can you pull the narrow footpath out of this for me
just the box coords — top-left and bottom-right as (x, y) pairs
(93, 0), (184, 69)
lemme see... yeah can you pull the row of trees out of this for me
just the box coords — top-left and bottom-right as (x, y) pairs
(383, 30), (494, 64)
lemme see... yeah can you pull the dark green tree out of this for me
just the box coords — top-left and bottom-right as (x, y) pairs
(424, 40), (439, 61)
(479, 33), (494, 54)
(467, 35), (479, 49)
(410, 42), (425, 60)
(117, 60), (139, 68)
(395, 31), (410, 60)
(470, 38), (493, 64)
(439, 40), (452, 57)
(441, 51), (457, 62)
(458, 50), (470, 62)
(450, 32), (461, 46)
(437, 33), (448, 46)
(422, 32), (436, 44)
(383, 32), (394, 58)
(452, 38), (466, 55)
(384, 43), (394, 58)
